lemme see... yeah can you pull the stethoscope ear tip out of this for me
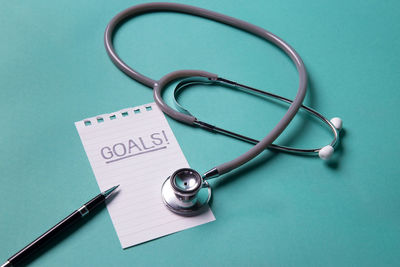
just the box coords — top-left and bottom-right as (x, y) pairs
(318, 117), (342, 160)
(319, 145), (334, 160)
(330, 117), (343, 131)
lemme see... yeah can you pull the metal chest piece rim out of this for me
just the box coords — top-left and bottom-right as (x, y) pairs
(161, 168), (212, 216)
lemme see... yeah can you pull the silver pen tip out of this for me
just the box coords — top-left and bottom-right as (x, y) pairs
(102, 185), (120, 199)
(1, 261), (12, 267)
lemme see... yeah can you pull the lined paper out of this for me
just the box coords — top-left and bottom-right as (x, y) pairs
(75, 103), (215, 248)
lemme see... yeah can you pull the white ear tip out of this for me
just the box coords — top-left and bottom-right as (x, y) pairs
(330, 117), (343, 130)
(319, 145), (334, 160)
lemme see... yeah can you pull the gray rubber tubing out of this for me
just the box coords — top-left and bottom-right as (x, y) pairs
(104, 2), (308, 175)
(154, 70), (219, 125)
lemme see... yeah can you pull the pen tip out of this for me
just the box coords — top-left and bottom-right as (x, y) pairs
(103, 185), (120, 199)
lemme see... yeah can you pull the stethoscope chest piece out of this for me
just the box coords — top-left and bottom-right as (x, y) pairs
(161, 168), (211, 216)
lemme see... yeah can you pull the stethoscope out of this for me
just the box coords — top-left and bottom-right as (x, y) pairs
(104, 2), (343, 216)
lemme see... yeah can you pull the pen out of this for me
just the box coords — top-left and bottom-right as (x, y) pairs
(1, 185), (119, 267)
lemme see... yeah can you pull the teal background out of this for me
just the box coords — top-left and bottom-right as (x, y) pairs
(1, 0), (399, 266)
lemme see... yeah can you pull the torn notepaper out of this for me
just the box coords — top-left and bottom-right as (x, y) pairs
(75, 103), (215, 248)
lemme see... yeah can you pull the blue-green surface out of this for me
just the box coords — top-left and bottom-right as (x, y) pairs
(1, 0), (399, 266)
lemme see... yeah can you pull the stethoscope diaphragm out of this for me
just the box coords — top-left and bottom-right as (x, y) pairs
(161, 168), (212, 216)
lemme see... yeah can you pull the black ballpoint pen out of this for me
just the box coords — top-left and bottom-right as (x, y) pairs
(1, 185), (119, 267)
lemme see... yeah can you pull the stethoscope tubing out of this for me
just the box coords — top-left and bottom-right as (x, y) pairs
(104, 2), (308, 178)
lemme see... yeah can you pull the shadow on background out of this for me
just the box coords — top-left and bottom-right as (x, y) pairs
(326, 128), (347, 169)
